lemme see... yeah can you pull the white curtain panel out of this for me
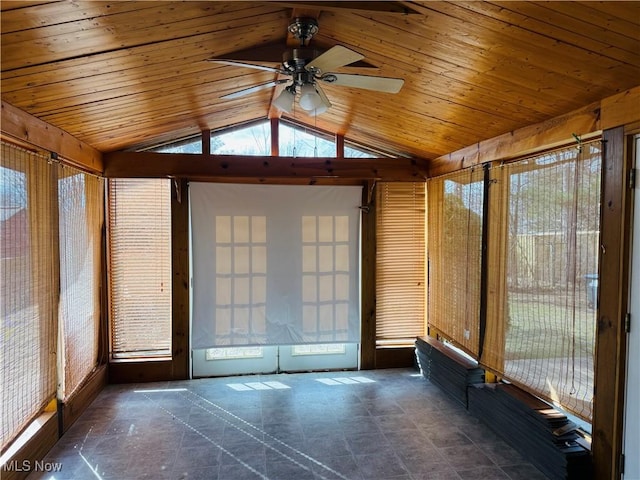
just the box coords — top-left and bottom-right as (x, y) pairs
(190, 183), (362, 348)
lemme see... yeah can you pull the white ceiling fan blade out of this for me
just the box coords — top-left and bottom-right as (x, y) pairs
(306, 46), (364, 74)
(320, 73), (404, 93)
(221, 79), (289, 99)
(209, 58), (286, 74)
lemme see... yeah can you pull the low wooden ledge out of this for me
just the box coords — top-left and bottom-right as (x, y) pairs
(103, 151), (429, 182)
(416, 335), (480, 369)
(1, 412), (58, 480)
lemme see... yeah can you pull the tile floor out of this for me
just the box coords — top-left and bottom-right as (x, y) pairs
(26, 368), (550, 480)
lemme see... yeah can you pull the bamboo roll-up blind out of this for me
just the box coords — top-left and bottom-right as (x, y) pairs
(1, 142), (58, 450)
(481, 141), (601, 421)
(427, 168), (484, 357)
(375, 182), (426, 345)
(58, 166), (103, 399)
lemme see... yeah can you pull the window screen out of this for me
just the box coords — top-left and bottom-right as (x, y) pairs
(108, 178), (172, 359)
(375, 182), (426, 345)
(1, 142), (58, 450)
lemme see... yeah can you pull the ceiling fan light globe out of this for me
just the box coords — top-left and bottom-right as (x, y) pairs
(299, 84), (323, 111)
(310, 104), (329, 116)
(273, 89), (295, 113)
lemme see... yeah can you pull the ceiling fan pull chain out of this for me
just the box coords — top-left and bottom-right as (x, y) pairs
(314, 114), (318, 157)
(293, 119), (297, 158)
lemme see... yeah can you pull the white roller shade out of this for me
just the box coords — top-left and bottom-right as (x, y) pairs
(190, 183), (361, 348)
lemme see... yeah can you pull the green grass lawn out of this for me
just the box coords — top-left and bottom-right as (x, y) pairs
(505, 291), (596, 361)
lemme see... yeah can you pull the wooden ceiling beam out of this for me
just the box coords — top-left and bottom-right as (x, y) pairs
(1, 100), (103, 173)
(103, 150), (428, 182)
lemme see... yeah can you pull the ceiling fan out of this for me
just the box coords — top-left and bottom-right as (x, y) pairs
(208, 17), (404, 116)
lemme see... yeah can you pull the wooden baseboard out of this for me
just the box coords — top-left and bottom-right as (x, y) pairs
(60, 364), (108, 434)
(108, 359), (176, 383)
(375, 346), (417, 369)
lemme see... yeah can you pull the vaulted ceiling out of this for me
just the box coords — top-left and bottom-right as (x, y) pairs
(2, 1), (639, 160)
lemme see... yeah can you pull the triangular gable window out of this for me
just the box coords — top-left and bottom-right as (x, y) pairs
(146, 120), (386, 158)
(211, 121), (270, 156)
(280, 122), (335, 157)
(153, 136), (202, 154)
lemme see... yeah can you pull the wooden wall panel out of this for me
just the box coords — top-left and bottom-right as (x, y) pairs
(108, 360), (176, 384)
(375, 347), (416, 369)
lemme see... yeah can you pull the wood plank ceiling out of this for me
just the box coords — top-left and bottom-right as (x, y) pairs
(1, 1), (639, 160)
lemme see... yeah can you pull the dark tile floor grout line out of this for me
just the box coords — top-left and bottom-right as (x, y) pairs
(178, 389), (349, 480)
(140, 391), (273, 480)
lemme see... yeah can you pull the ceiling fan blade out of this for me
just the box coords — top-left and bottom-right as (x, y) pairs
(221, 79), (289, 99)
(306, 45), (364, 74)
(208, 59), (286, 75)
(320, 73), (404, 93)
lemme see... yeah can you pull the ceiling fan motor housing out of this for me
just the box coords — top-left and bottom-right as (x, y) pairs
(282, 48), (320, 74)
